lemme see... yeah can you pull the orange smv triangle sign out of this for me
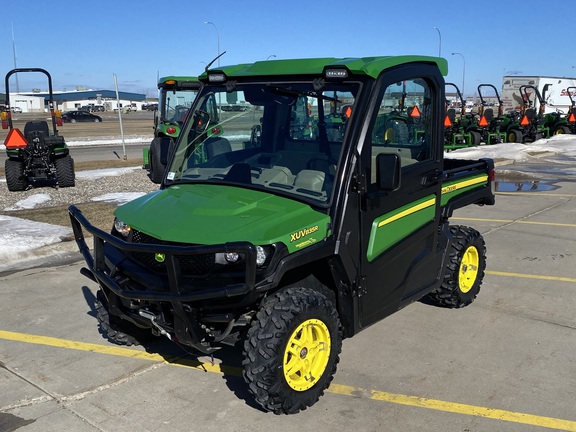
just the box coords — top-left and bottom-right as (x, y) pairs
(4, 128), (28, 149)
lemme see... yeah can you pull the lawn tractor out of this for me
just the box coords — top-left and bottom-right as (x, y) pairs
(443, 83), (480, 150)
(540, 84), (572, 136)
(514, 85), (550, 143)
(2, 68), (75, 191)
(565, 86), (576, 134)
(476, 84), (508, 144)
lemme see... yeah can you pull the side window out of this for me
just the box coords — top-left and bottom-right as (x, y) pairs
(369, 78), (432, 183)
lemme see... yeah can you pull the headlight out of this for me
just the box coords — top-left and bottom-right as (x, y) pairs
(255, 245), (267, 267)
(114, 218), (131, 237)
(219, 245), (270, 268)
(224, 252), (239, 263)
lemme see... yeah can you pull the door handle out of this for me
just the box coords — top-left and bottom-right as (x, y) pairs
(421, 170), (443, 186)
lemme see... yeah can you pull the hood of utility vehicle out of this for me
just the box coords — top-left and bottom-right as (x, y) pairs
(114, 184), (330, 252)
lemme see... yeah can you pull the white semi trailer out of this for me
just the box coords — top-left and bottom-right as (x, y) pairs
(501, 76), (576, 114)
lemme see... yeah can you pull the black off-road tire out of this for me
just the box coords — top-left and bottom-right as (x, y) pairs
(55, 155), (75, 187)
(469, 130), (482, 146)
(149, 138), (165, 184)
(424, 225), (486, 308)
(554, 125), (570, 135)
(507, 129), (523, 143)
(5, 159), (27, 191)
(384, 119), (409, 144)
(95, 290), (155, 346)
(243, 287), (342, 414)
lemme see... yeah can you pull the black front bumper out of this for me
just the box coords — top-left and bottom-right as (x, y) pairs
(68, 205), (258, 352)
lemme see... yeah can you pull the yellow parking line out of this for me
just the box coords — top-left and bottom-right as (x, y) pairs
(1, 329), (576, 430)
(486, 270), (576, 283)
(328, 384), (576, 431)
(496, 192), (576, 198)
(454, 217), (576, 228)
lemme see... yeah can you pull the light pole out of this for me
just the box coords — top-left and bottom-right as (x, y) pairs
(204, 21), (220, 67)
(433, 27), (441, 57)
(451, 52), (466, 97)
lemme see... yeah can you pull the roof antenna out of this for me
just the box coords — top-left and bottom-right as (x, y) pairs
(205, 51), (226, 72)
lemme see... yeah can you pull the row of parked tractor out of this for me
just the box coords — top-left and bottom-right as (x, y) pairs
(444, 83), (576, 150)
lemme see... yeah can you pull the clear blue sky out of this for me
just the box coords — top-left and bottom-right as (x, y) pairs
(2, 0), (574, 98)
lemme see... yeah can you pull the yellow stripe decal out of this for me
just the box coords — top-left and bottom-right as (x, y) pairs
(377, 198), (436, 228)
(2, 329), (576, 430)
(441, 175), (488, 195)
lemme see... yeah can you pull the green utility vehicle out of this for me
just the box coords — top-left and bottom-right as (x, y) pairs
(146, 76), (201, 183)
(69, 56), (496, 414)
(2, 68), (75, 191)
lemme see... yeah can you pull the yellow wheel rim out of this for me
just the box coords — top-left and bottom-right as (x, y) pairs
(459, 246), (479, 293)
(384, 127), (395, 142)
(283, 319), (331, 392)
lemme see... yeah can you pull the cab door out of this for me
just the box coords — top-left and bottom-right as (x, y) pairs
(358, 65), (445, 328)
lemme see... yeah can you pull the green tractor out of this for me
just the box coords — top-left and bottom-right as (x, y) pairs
(515, 85), (550, 143)
(443, 82), (480, 150)
(565, 86), (576, 134)
(540, 84), (572, 136)
(146, 76), (201, 183)
(476, 84), (508, 144)
(2, 68), (75, 191)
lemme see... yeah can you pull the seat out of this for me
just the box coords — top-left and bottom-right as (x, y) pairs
(294, 169), (325, 192)
(204, 136), (232, 159)
(24, 120), (50, 140)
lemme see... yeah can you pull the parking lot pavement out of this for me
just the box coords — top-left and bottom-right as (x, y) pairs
(1, 182), (575, 432)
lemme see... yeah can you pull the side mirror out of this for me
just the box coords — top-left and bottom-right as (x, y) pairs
(376, 153), (401, 191)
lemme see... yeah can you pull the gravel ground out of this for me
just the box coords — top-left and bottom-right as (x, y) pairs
(0, 168), (158, 212)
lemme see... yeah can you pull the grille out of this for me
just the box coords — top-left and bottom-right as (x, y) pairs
(130, 230), (215, 275)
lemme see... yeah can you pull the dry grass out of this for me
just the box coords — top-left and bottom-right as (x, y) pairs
(2, 201), (118, 231)
(0, 159), (134, 229)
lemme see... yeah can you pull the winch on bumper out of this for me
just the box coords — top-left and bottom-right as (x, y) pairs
(68, 205), (265, 354)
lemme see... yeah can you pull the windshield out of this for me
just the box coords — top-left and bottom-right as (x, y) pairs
(159, 87), (199, 124)
(165, 82), (359, 205)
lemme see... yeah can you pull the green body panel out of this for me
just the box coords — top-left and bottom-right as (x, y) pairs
(367, 173), (489, 261)
(156, 122), (181, 138)
(367, 196), (436, 262)
(201, 56), (448, 81)
(115, 184), (330, 252)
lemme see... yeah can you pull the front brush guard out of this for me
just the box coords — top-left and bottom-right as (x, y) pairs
(68, 205), (257, 353)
